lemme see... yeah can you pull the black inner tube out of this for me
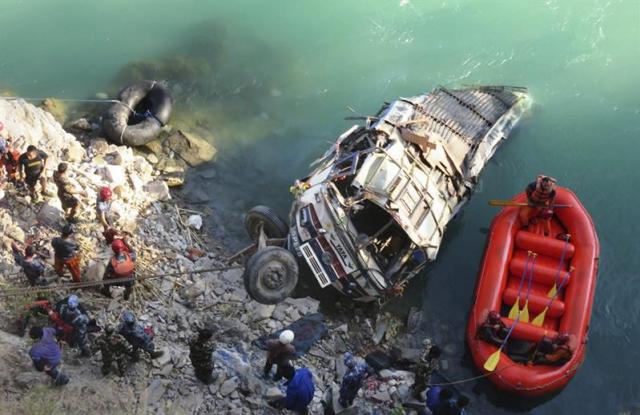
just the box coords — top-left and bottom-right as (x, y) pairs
(130, 87), (165, 125)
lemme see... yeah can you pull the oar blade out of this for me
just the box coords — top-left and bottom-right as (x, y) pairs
(508, 301), (520, 320)
(484, 349), (502, 372)
(531, 309), (547, 327)
(520, 302), (530, 323)
(547, 284), (557, 298)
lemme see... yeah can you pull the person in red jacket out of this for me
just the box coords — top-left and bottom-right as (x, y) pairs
(101, 238), (135, 300)
(518, 175), (557, 236)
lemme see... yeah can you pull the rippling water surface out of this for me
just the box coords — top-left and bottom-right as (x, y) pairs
(1, 1), (639, 413)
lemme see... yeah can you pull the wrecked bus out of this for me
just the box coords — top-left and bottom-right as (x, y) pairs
(242, 85), (531, 305)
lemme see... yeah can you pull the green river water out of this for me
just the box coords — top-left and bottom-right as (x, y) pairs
(1, 1), (639, 413)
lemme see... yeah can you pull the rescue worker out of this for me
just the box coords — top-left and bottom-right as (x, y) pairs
(11, 242), (47, 286)
(477, 311), (509, 346)
(58, 295), (91, 357)
(16, 297), (73, 343)
(118, 310), (164, 361)
(412, 344), (441, 400)
(96, 325), (133, 376)
(100, 238), (135, 300)
(189, 328), (216, 384)
(426, 386), (454, 415)
(18, 144), (51, 201)
(519, 175), (557, 236)
(264, 329), (296, 381)
(532, 333), (572, 366)
(28, 326), (70, 386)
(52, 162), (85, 223)
(338, 352), (371, 408)
(51, 224), (81, 283)
(268, 367), (315, 414)
(96, 186), (117, 243)
(0, 135), (21, 182)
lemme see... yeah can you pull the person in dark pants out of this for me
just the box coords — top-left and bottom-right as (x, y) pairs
(476, 311), (509, 346)
(51, 224), (82, 283)
(96, 186), (118, 243)
(518, 175), (557, 236)
(52, 162), (85, 223)
(100, 238), (135, 300)
(411, 345), (441, 400)
(189, 328), (216, 384)
(18, 145), (50, 201)
(96, 325), (133, 376)
(264, 329), (296, 381)
(338, 352), (371, 408)
(58, 295), (91, 357)
(28, 326), (69, 386)
(11, 242), (47, 286)
(118, 310), (164, 361)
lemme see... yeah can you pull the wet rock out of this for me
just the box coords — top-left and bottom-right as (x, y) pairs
(66, 117), (93, 132)
(164, 130), (217, 167)
(144, 180), (171, 201)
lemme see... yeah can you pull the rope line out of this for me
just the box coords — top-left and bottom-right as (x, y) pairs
(426, 363), (519, 387)
(0, 264), (244, 297)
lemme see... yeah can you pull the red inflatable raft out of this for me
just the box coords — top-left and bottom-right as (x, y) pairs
(466, 187), (599, 396)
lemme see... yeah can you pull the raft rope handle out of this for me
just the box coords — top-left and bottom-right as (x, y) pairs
(426, 362), (520, 387)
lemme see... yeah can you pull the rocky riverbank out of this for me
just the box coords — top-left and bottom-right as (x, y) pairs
(0, 98), (432, 414)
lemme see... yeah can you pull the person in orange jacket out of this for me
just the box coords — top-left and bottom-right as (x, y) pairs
(100, 238), (135, 300)
(518, 175), (557, 236)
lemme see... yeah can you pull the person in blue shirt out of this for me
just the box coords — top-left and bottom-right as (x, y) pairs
(28, 326), (69, 385)
(339, 352), (371, 408)
(269, 367), (315, 414)
(426, 386), (470, 415)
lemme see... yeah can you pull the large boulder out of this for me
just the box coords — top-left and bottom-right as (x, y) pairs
(39, 98), (68, 124)
(164, 130), (216, 167)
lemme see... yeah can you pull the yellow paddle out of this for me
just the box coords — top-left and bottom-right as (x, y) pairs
(519, 253), (538, 323)
(532, 266), (574, 327)
(484, 315), (520, 372)
(508, 251), (533, 320)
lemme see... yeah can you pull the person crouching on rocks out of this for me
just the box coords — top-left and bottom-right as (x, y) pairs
(264, 329), (296, 381)
(51, 224), (82, 283)
(101, 238), (135, 301)
(18, 144), (51, 202)
(339, 352), (372, 408)
(189, 327), (216, 384)
(53, 162), (86, 223)
(118, 311), (164, 361)
(28, 326), (70, 386)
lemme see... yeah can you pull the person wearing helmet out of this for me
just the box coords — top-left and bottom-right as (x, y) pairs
(96, 186), (117, 242)
(58, 295), (92, 357)
(51, 224), (81, 283)
(11, 241), (47, 286)
(96, 325), (133, 376)
(519, 175), (558, 237)
(0, 128), (21, 182)
(532, 333), (572, 366)
(118, 310), (164, 361)
(476, 311), (509, 346)
(53, 162), (86, 223)
(411, 345), (441, 400)
(28, 326), (70, 386)
(338, 352), (371, 408)
(18, 145), (51, 202)
(264, 329), (296, 381)
(100, 238), (135, 300)
(189, 328), (216, 384)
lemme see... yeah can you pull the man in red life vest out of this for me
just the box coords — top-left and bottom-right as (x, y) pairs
(518, 175), (557, 236)
(100, 238), (135, 300)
